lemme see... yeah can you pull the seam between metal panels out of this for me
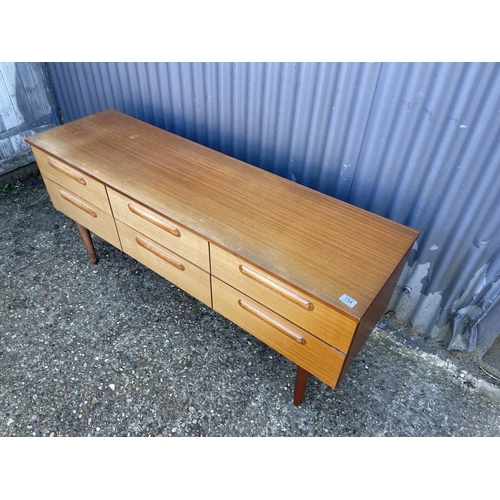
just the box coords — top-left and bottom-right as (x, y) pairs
(43, 62), (500, 353)
(345, 62), (384, 204)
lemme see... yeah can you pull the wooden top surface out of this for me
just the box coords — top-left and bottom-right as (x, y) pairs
(26, 109), (419, 320)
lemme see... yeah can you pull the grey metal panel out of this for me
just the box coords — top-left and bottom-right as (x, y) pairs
(351, 62), (500, 350)
(46, 62), (500, 352)
(0, 62), (60, 174)
(47, 62), (382, 201)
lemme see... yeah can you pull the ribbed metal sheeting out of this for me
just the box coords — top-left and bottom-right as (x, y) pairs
(46, 62), (500, 352)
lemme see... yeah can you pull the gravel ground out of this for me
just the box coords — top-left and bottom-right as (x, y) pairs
(1, 173), (500, 437)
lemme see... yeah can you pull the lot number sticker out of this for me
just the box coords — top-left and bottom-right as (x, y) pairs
(339, 294), (357, 308)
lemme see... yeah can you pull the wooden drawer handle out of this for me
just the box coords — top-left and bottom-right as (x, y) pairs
(239, 265), (314, 311)
(59, 190), (97, 218)
(238, 299), (306, 345)
(128, 203), (181, 237)
(48, 157), (87, 185)
(135, 236), (185, 271)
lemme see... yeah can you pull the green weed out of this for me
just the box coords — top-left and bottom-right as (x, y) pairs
(0, 180), (22, 194)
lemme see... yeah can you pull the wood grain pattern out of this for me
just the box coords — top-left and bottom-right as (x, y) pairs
(31, 147), (112, 215)
(44, 177), (121, 250)
(107, 187), (210, 271)
(25, 109), (420, 319)
(116, 220), (212, 307)
(212, 277), (345, 388)
(339, 247), (412, 381)
(211, 244), (358, 353)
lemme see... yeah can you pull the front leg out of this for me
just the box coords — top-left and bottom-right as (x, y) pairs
(76, 222), (98, 264)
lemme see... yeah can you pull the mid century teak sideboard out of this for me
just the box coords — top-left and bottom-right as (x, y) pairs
(25, 109), (419, 406)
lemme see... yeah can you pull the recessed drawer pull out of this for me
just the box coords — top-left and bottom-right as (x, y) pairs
(48, 157), (87, 185)
(238, 299), (306, 345)
(135, 236), (185, 271)
(128, 203), (181, 237)
(239, 265), (314, 311)
(59, 190), (97, 218)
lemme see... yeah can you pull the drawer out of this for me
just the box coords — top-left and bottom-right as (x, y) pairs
(44, 177), (121, 250)
(212, 277), (345, 388)
(116, 220), (212, 307)
(32, 147), (112, 215)
(108, 188), (209, 271)
(210, 245), (358, 353)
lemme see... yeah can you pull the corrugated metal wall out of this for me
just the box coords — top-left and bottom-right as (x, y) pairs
(0, 62), (60, 175)
(46, 62), (500, 353)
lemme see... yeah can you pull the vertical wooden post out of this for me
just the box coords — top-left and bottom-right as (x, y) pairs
(76, 222), (98, 264)
(294, 365), (310, 406)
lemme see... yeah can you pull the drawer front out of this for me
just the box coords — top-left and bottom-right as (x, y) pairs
(44, 177), (121, 250)
(108, 188), (209, 271)
(116, 220), (212, 307)
(32, 147), (112, 215)
(210, 245), (358, 353)
(212, 277), (345, 388)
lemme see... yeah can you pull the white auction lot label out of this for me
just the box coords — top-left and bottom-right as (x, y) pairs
(339, 294), (357, 308)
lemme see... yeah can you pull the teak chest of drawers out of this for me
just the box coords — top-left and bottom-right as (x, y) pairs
(25, 109), (419, 405)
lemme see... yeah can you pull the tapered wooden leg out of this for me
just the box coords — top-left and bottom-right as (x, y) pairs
(294, 365), (310, 406)
(76, 222), (98, 264)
